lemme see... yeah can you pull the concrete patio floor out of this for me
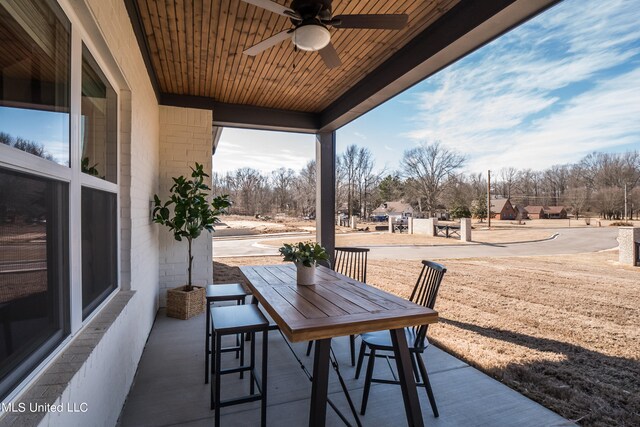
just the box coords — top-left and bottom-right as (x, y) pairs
(117, 308), (571, 427)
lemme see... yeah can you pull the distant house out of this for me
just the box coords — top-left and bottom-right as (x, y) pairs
(524, 205), (567, 219)
(524, 206), (546, 219)
(546, 206), (567, 219)
(490, 197), (517, 220)
(371, 201), (414, 219)
(515, 205), (528, 219)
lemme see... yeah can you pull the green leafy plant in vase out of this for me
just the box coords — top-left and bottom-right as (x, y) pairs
(153, 162), (231, 318)
(279, 241), (329, 285)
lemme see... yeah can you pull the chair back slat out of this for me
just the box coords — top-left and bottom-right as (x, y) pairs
(334, 247), (369, 283)
(409, 260), (446, 349)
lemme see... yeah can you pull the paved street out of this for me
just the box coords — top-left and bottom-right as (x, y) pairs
(213, 227), (619, 260)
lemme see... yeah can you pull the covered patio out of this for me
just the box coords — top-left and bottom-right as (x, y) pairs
(118, 307), (569, 426)
(0, 0), (575, 426)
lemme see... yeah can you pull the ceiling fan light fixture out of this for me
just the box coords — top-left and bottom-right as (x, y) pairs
(292, 24), (330, 51)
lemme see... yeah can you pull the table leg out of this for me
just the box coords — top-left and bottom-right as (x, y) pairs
(309, 338), (331, 427)
(390, 328), (424, 427)
(205, 299), (210, 384)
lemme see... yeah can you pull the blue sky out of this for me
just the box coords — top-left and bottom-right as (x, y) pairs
(215, 0), (640, 175)
(0, 107), (69, 164)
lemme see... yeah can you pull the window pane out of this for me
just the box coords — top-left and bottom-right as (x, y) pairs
(0, 0), (70, 165)
(81, 187), (117, 318)
(81, 46), (117, 183)
(0, 167), (69, 398)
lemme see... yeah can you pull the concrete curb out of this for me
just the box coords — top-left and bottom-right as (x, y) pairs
(213, 231), (311, 241)
(237, 232), (561, 251)
(337, 233), (561, 249)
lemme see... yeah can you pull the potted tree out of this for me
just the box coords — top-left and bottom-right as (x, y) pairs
(279, 242), (329, 285)
(153, 163), (230, 319)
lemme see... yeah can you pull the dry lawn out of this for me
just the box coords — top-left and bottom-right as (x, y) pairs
(214, 251), (640, 426)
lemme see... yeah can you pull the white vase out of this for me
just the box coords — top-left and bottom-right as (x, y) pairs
(295, 262), (316, 285)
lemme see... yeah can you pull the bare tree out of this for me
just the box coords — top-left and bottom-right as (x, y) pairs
(293, 161), (316, 217)
(230, 168), (269, 215)
(401, 142), (466, 217)
(440, 174), (474, 212)
(355, 147), (381, 219)
(271, 168), (296, 213)
(339, 145), (359, 217)
(630, 187), (640, 220)
(211, 148), (639, 221)
(498, 167), (519, 199)
(578, 151), (639, 218)
(1, 133), (56, 161)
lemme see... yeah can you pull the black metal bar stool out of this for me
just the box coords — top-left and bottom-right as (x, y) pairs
(210, 304), (269, 427)
(205, 283), (249, 384)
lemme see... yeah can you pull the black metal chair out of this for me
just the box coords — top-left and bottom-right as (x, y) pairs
(334, 246), (369, 283)
(307, 247), (370, 366)
(205, 283), (249, 384)
(210, 304), (269, 427)
(355, 260), (446, 417)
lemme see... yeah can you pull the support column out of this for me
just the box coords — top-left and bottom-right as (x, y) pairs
(158, 106), (213, 306)
(426, 218), (438, 237)
(316, 132), (336, 263)
(460, 218), (472, 242)
(618, 227), (640, 266)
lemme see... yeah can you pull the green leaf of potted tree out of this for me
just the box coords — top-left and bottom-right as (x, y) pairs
(153, 163), (230, 319)
(279, 242), (329, 285)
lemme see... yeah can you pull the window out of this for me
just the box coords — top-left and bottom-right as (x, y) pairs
(0, 0), (70, 165)
(81, 45), (117, 182)
(0, 167), (69, 398)
(0, 0), (119, 399)
(80, 44), (118, 318)
(81, 187), (117, 319)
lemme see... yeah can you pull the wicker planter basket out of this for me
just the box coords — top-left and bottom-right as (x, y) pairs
(166, 285), (205, 320)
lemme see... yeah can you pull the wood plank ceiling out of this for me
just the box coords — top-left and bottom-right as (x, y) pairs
(134, 0), (460, 113)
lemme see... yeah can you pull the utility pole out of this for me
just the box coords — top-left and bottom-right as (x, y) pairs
(487, 170), (491, 228)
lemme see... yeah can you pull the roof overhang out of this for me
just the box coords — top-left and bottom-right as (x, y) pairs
(126, 0), (561, 134)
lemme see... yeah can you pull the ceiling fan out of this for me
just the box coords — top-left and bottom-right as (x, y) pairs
(241, 0), (408, 68)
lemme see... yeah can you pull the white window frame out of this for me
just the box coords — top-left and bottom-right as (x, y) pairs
(67, 6), (122, 333)
(0, 0), (122, 362)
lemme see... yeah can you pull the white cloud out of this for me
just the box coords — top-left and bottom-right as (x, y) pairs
(213, 128), (315, 174)
(470, 68), (640, 171)
(406, 0), (640, 172)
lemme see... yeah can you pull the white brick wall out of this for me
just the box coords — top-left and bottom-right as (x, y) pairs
(413, 218), (437, 236)
(158, 106), (214, 306)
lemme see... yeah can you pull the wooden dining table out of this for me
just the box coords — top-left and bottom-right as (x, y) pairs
(239, 264), (438, 427)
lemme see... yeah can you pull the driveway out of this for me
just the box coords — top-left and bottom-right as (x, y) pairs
(368, 227), (618, 260)
(213, 227), (619, 260)
(213, 232), (311, 257)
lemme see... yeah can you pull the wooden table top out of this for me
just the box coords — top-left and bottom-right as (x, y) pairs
(239, 264), (438, 343)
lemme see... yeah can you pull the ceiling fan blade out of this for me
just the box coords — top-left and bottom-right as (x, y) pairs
(244, 30), (292, 56)
(240, 0), (297, 18)
(318, 42), (341, 69)
(332, 14), (408, 30)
